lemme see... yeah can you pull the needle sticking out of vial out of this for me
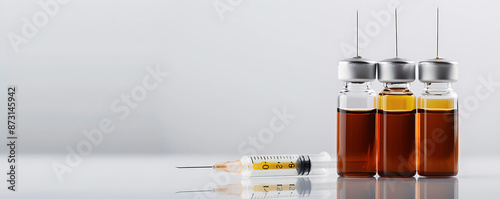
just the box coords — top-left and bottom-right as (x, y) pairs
(176, 152), (333, 177)
(337, 11), (376, 82)
(436, 7), (440, 59)
(336, 11), (378, 177)
(356, 10), (359, 58)
(395, 9), (399, 57)
(417, 8), (459, 177)
(376, 9), (417, 177)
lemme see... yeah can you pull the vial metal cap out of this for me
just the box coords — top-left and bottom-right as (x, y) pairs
(377, 57), (416, 83)
(337, 57), (377, 82)
(418, 58), (458, 83)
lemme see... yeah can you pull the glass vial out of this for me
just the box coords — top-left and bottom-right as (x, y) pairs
(417, 58), (459, 176)
(337, 57), (377, 177)
(377, 57), (417, 177)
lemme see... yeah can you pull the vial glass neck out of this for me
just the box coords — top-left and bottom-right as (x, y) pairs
(381, 82), (412, 95)
(424, 82), (452, 93)
(343, 82), (372, 91)
(383, 82), (411, 89)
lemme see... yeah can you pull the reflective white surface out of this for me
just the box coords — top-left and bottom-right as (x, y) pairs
(1, 155), (499, 198)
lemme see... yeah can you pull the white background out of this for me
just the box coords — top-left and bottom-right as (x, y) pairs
(1, 0), (499, 160)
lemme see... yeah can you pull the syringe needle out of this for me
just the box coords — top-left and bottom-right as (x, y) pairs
(176, 189), (214, 194)
(176, 165), (214, 169)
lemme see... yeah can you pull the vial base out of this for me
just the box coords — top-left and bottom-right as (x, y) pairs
(337, 109), (376, 177)
(378, 171), (416, 177)
(417, 109), (458, 176)
(338, 172), (377, 177)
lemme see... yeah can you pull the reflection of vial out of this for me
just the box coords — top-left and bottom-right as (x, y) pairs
(378, 177), (416, 199)
(417, 59), (458, 176)
(417, 177), (458, 199)
(337, 57), (377, 177)
(337, 177), (376, 199)
(377, 58), (417, 177)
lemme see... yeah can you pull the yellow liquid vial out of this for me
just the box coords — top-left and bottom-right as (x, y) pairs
(377, 84), (416, 177)
(417, 83), (458, 176)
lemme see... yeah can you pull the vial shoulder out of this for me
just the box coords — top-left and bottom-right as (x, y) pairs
(378, 89), (414, 96)
(420, 90), (457, 98)
(339, 89), (376, 95)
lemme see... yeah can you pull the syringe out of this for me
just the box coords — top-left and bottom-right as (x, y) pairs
(177, 152), (333, 177)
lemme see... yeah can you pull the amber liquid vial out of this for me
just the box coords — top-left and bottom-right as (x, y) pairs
(336, 81), (377, 177)
(378, 83), (416, 177)
(376, 11), (417, 177)
(337, 109), (376, 176)
(417, 83), (459, 176)
(336, 27), (377, 176)
(417, 9), (460, 176)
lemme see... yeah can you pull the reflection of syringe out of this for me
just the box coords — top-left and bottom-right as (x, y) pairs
(177, 152), (333, 177)
(177, 177), (335, 199)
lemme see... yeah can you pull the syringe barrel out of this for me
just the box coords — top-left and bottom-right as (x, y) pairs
(308, 152), (333, 175)
(239, 152), (332, 177)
